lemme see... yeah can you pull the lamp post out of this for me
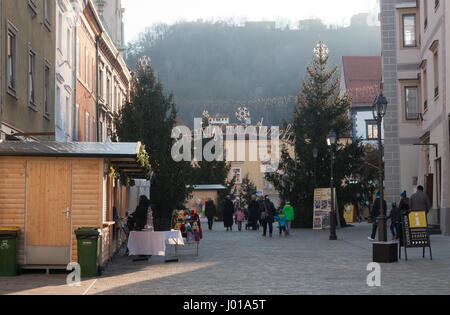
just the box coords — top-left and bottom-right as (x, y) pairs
(327, 132), (338, 241)
(313, 147), (319, 188)
(372, 94), (388, 242)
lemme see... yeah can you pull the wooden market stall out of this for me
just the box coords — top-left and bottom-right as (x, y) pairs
(0, 141), (150, 270)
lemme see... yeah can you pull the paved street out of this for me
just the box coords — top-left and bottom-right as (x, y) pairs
(1, 222), (450, 295)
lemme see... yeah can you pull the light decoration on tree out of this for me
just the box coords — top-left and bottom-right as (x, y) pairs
(313, 41), (329, 60)
(235, 106), (251, 124)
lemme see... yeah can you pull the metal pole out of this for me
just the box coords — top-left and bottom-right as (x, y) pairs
(377, 111), (387, 242)
(330, 150), (337, 240)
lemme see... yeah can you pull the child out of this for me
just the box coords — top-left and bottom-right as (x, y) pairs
(283, 201), (294, 236)
(234, 208), (246, 232)
(275, 210), (289, 237)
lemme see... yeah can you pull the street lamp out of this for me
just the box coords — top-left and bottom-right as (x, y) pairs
(372, 94), (388, 242)
(327, 131), (338, 241)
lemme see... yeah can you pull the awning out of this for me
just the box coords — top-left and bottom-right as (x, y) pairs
(0, 141), (151, 179)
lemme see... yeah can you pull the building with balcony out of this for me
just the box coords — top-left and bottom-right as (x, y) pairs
(380, 0), (450, 235)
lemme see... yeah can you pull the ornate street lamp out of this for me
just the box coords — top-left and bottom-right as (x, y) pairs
(327, 131), (338, 241)
(372, 94), (388, 242)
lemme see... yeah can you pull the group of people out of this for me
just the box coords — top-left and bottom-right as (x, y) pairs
(205, 194), (294, 238)
(369, 185), (432, 241)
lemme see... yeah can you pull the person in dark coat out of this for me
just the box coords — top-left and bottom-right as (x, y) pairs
(410, 186), (432, 214)
(205, 198), (217, 231)
(368, 191), (387, 241)
(388, 202), (402, 240)
(134, 195), (150, 231)
(222, 195), (235, 231)
(260, 196), (276, 237)
(248, 195), (260, 230)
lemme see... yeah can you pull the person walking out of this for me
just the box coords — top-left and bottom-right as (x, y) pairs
(410, 186), (432, 214)
(283, 201), (294, 236)
(222, 195), (235, 231)
(387, 202), (401, 240)
(205, 198), (217, 231)
(274, 209), (289, 237)
(248, 195), (260, 230)
(234, 208), (246, 232)
(260, 195), (276, 238)
(368, 191), (387, 241)
(399, 191), (410, 214)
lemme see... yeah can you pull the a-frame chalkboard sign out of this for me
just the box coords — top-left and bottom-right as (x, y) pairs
(399, 211), (433, 261)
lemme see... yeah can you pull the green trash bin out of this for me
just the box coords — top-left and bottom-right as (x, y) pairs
(75, 228), (100, 278)
(0, 227), (20, 277)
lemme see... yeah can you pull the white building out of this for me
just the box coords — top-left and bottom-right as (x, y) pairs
(55, 0), (78, 142)
(381, 0), (450, 235)
(209, 115), (230, 126)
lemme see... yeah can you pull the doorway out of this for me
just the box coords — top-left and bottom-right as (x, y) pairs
(25, 160), (72, 266)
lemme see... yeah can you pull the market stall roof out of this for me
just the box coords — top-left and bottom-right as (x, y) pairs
(0, 141), (150, 179)
(188, 185), (227, 191)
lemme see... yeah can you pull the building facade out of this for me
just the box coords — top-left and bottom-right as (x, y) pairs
(55, 0), (79, 142)
(93, 0), (126, 52)
(341, 56), (384, 144)
(74, 0), (101, 142)
(0, 0), (56, 141)
(381, 0), (450, 235)
(97, 29), (130, 142)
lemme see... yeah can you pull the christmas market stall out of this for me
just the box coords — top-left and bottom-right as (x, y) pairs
(0, 141), (151, 271)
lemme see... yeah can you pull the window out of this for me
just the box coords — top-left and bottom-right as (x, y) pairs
(7, 22), (18, 94)
(107, 74), (111, 105)
(403, 15), (417, 47)
(424, 0), (428, 30)
(66, 96), (71, 135)
(56, 87), (61, 126)
(85, 112), (90, 142)
(231, 168), (242, 184)
(85, 49), (89, 86)
(433, 51), (439, 98)
(58, 12), (63, 51)
(405, 87), (419, 120)
(423, 67), (428, 111)
(99, 68), (104, 99)
(99, 121), (103, 143)
(44, 0), (52, 28)
(44, 63), (50, 115)
(74, 104), (80, 141)
(67, 29), (71, 66)
(366, 121), (378, 140)
(28, 49), (36, 106)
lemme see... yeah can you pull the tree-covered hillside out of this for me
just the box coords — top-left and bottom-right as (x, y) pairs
(125, 16), (380, 127)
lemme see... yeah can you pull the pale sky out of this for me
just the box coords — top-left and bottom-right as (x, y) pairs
(122, 0), (380, 43)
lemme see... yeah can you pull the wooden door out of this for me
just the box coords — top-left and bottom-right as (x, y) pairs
(26, 160), (72, 265)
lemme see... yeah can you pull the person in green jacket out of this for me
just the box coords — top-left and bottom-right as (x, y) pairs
(283, 201), (294, 236)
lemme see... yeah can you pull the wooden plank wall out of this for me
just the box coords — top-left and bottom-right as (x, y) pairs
(0, 158), (26, 264)
(71, 159), (103, 262)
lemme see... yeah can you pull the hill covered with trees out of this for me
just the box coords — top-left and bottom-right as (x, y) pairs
(125, 15), (381, 127)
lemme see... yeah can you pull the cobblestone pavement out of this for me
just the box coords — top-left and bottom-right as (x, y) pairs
(1, 222), (450, 295)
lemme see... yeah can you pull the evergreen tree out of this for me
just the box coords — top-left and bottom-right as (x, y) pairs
(239, 175), (257, 210)
(114, 57), (192, 230)
(266, 42), (365, 228)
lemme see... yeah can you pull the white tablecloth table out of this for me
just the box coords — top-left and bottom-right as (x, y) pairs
(127, 230), (184, 256)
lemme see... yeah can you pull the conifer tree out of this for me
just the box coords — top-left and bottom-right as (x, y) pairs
(266, 42), (364, 228)
(114, 57), (192, 230)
